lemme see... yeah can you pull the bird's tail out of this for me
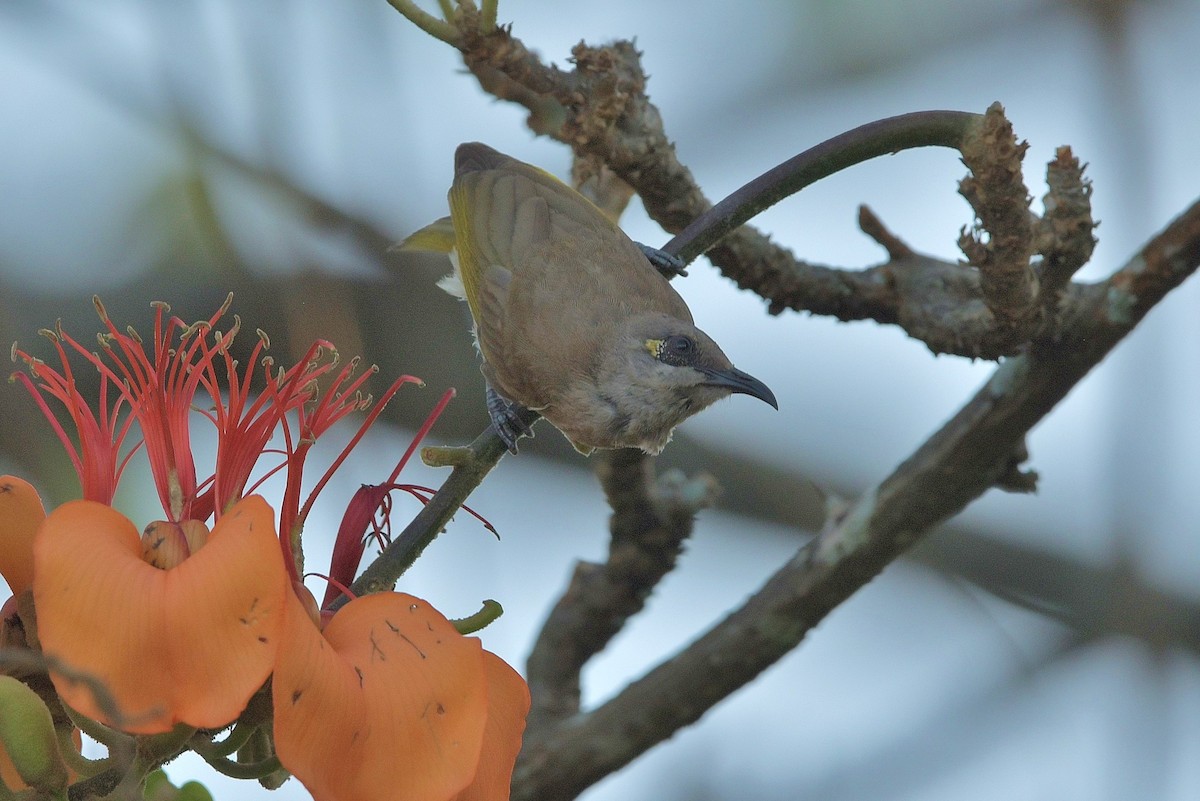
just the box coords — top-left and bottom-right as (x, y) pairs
(394, 216), (456, 254)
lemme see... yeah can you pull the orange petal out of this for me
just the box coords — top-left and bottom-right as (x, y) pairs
(274, 591), (489, 801)
(0, 476), (46, 597)
(452, 651), (530, 801)
(33, 496), (287, 733)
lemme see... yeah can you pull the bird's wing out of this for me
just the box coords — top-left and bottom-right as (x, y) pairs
(448, 169), (525, 369)
(474, 261), (511, 363)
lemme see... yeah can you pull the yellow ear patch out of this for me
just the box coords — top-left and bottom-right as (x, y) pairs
(644, 339), (663, 358)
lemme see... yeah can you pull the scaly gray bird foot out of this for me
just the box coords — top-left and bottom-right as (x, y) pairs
(486, 386), (535, 454)
(636, 242), (688, 279)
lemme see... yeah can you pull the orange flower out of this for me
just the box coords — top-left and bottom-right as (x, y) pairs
(452, 651), (531, 801)
(32, 495), (287, 733)
(273, 380), (528, 801)
(11, 296), (529, 795)
(0, 475), (45, 597)
(9, 298), (313, 733)
(273, 590), (529, 801)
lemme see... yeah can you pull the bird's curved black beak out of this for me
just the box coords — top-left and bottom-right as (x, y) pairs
(700, 366), (779, 409)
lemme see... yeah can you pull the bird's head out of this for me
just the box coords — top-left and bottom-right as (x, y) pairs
(597, 313), (777, 453)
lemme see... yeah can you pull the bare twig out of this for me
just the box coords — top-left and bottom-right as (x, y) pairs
(919, 528), (1200, 648)
(525, 450), (718, 730)
(858, 205), (915, 261)
(511, 199), (1200, 801)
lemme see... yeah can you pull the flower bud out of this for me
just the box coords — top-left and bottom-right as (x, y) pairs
(141, 519), (210, 569)
(0, 675), (68, 791)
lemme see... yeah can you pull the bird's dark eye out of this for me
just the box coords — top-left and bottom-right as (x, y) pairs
(666, 335), (693, 354)
(659, 335), (695, 365)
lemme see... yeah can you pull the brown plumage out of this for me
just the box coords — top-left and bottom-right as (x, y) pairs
(403, 142), (777, 454)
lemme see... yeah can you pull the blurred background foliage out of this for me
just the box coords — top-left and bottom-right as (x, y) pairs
(3, 1), (1200, 799)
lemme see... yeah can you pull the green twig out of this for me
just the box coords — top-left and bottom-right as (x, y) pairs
(661, 110), (983, 264)
(480, 0), (498, 31)
(189, 723), (257, 760)
(55, 727), (109, 778)
(201, 752), (283, 781)
(451, 600), (504, 634)
(57, 704), (131, 756)
(384, 0), (460, 44)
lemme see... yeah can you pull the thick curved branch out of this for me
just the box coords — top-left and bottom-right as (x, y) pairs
(510, 199), (1200, 801)
(661, 110), (980, 265)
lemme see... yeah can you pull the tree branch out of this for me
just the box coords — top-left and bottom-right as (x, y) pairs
(510, 198), (1200, 801)
(426, 13), (1110, 360)
(659, 109), (982, 265)
(524, 450), (718, 731)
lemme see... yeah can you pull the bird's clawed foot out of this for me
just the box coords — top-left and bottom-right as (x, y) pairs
(636, 243), (688, 279)
(486, 386), (535, 454)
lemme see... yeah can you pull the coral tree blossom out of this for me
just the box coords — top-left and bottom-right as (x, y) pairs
(4, 297), (528, 801)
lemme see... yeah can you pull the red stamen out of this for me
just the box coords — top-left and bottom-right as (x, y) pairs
(386, 388), (456, 485)
(317, 387), (462, 610)
(296, 374), (425, 531)
(321, 483), (393, 610)
(11, 330), (137, 505)
(304, 572), (358, 606)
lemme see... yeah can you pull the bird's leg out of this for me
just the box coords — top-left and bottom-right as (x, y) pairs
(635, 242), (688, 279)
(486, 385), (536, 454)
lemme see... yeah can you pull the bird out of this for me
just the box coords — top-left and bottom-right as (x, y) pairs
(401, 142), (777, 455)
